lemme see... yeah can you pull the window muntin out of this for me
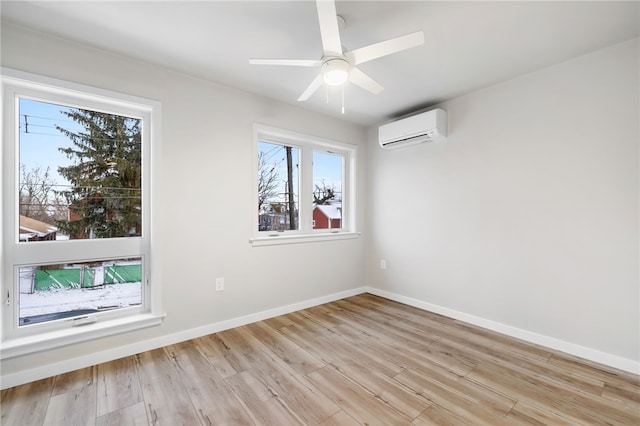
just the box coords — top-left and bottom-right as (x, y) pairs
(258, 141), (300, 232)
(253, 124), (356, 243)
(2, 68), (160, 351)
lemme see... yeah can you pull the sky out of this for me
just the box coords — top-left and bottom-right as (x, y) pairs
(258, 141), (343, 206)
(19, 98), (77, 187)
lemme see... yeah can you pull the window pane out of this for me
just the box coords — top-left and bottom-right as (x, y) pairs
(18, 258), (142, 326)
(18, 98), (142, 242)
(312, 151), (343, 229)
(258, 141), (299, 231)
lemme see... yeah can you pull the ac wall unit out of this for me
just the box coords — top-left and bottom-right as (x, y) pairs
(378, 108), (447, 149)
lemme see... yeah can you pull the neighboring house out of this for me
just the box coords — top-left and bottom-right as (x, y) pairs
(67, 192), (141, 239)
(67, 193), (104, 240)
(259, 203), (297, 231)
(313, 201), (341, 229)
(19, 215), (58, 242)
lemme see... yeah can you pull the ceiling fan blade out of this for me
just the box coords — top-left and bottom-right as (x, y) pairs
(316, 0), (342, 56)
(345, 31), (424, 65)
(249, 59), (322, 67)
(298, 74), (324, 101)
(349, 67), (384, 94)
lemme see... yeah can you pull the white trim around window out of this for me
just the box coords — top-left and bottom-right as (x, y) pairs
(251, 124), (359, 246)
(1, 68), (164, 359)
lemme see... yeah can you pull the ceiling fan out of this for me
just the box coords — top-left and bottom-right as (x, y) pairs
(249, 0), (424, 103)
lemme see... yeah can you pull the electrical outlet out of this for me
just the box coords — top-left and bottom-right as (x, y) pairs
(215, 277), (224, 291)
(380, 259), (386, 270)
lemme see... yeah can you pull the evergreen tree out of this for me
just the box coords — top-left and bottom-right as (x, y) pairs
(55, 109), (141, 239)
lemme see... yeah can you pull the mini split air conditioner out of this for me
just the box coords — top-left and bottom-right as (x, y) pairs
(378, 108), (447, 149)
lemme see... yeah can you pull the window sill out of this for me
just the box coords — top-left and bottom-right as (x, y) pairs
(0, 313), (165, 360)
(250, 231), (361, 247)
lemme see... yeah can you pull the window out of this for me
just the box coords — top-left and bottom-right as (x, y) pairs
(258, 141), (300, 231)
(1, 68), (163, 358)
(312, 150), (343, 230)
(252, 124), (357, 245)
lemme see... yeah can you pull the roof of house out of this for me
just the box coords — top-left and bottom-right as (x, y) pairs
(19, 215), (58, 237)
(314, 203), (341, 220)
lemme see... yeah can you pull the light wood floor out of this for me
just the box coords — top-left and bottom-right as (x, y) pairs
(1, 293), (639, 425)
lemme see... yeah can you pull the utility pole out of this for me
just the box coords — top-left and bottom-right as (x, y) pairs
(285, 146), (296, 230)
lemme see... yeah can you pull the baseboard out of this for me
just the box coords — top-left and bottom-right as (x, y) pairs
(0, 287), (367, 390)
(365, 286), (640, 375)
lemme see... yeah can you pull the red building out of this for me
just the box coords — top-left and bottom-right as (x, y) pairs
(312, 202), (341, 229)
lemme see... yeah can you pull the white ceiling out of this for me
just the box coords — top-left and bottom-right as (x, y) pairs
(1, 1), (638, 125)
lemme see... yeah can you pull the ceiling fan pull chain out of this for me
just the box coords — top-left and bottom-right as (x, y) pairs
(341, 86), (345, 114)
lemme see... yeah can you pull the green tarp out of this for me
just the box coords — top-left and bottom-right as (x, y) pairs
(34, 265), (141, 291)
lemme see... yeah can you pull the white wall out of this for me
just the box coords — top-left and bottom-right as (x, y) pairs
(367, 38), (639, 371)
(0, 23), (367, 385)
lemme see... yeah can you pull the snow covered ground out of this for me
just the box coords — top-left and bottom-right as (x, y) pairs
(20, 283), (142, 318)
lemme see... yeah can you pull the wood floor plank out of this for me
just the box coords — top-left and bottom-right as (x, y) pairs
(351, 295), (554, 364)
(451, 319), (553, 362)
(328, 299), (480, 376)
(96, 356), (143, 417)
(395, 364), (516, 424)
(468, 360), (636, 425)
(95, 401), (148, 426)
(229, 326), (341, 425)
(192, 334), (242, 379)
(358, 300), (591, 399)
(306, 365), (413, 424)
(347, 294), (476, 342)
(2, 293), (639, 426)
(165, 340), (253, 425)
(332, 297), (444, 342)
(224, 369), (305, 425)
(412, 404), (476, 426)
(43, 375), (96, 426)
(0, 377), (54, 426)
(51, 365), (95, 396)
(262, 313), (296, 330)
(279, 321), (405, 377)
(297, 304), (345, 329)
(602, 381), (640, 407)
(214, 327), (266, 372)
(506, 401), (577, 425)
(244, 320), (325, 375)
(316, 410), (360, 426)
(433, 335), (606, 396)
(328, 355), (430, 420)
(135, 348), (201, 426)
(548, 352), (640, 388)
(334, 320), (476, 376)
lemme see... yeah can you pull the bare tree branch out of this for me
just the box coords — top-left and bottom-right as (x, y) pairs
(258, 151), (279, 213)
(19, 164), (66, 223)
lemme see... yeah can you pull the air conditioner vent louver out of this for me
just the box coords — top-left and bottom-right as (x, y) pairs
(378, 108), (447, 149)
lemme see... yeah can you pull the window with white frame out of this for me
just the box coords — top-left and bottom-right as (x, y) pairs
(1, 69), (163, 357)
(253, 124), (357, 245)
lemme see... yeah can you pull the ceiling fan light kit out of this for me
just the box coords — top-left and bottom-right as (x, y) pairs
(322, 58), (350, 86)
(249, 0), (425, 109)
